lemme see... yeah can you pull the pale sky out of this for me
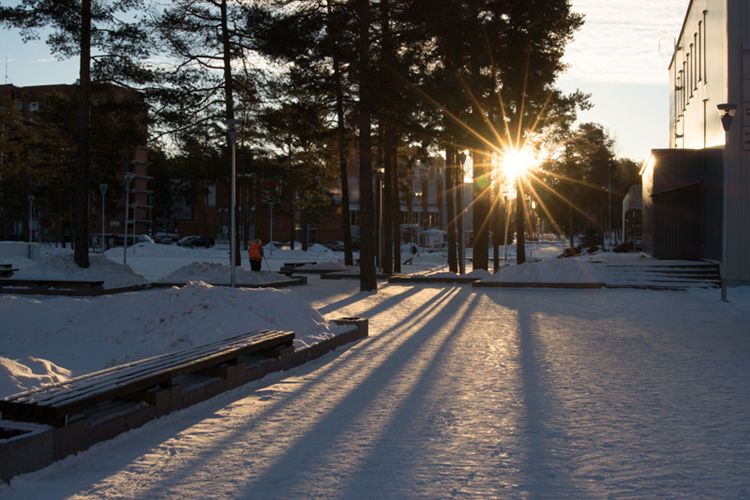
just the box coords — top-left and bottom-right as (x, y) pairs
(0, 0), (691, 161)
(559, 0), (690, 161)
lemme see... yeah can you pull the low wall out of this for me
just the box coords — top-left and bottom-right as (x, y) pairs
(0, 242), (42, 261)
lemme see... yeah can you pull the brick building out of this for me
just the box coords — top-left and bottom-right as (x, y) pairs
(0, 83), (151, 246)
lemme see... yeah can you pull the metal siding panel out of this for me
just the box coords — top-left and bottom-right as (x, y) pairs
(726, 0), (750, 284)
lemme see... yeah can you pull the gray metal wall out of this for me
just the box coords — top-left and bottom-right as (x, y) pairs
(726, 0), (750, 285)
(642, 148), (723, 260)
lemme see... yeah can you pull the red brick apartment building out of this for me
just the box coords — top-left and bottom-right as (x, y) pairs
(0, 83), (151, 246)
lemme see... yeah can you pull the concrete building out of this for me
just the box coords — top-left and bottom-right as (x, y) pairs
(642, 0), (750, 285)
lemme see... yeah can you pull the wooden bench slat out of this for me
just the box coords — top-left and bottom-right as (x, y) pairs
(4, 330), (288, 404)
(16, 330), (292, 409)
(38, 331), (292, 413)
(0, 279), (104, 287)
(0, 330), (294, 422)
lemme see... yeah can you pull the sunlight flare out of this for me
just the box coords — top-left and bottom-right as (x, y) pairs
(501, 147), (536, 179)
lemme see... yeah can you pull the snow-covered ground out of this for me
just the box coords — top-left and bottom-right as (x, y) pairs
(1, 241), (750, 498)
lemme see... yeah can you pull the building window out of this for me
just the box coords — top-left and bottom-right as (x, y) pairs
(29, 102), (39, 111)
(702, 11), (707, 83)
(687, 44), (694, 97)
(350, 209), (360, 226)
(694, 33), (699, 86)
(681, 64), (686, 111)
(16, 99), (22, 111)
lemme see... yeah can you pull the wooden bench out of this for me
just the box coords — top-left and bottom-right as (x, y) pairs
(0, 279), (105, 296)
(283, 261), (317, 268)
(0, 264), (17, 278)
(0, 329), (294, 427)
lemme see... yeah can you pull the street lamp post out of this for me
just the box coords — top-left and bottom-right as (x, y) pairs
(226, 119), (242, 288)
(123, 172), (134, 265)
(414, 189), (422, 256)
(608, 162), (612, 247)
(376, 166), (384, 272)
(132, 203), (138, 255)
(28, 195), (34, 243)
(503, 194), (509, 262)
(99, 184), (108, 251)
(717, 103), (737, 302)
(269, 202), (275, 251)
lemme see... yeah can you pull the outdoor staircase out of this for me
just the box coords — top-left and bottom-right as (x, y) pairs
(603, 262), (721, 290)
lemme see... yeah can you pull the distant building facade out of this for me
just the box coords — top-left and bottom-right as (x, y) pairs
(177, 157), (461, 250)
(642, 0), (750, 285)
(0, 83), (151, 246)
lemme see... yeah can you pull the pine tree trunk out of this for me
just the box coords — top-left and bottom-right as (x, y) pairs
(74, 0), (92, 268)
(516, 181), (526, 264)
(221, 0), (241, 267)
(358, 0), (377, 292)
(289, 193), (296, 249)
(327, 0), (353, 267)
(569, 204), (575, 250)
(383, 127), (394, 274)
(456, 156), (465, 274)
(445, 144), (457, 273)
(472, 152), (490, 270)
(492, 178), (501, 272)
(391, 147), (401, 273)
(380, 0), (393, 275)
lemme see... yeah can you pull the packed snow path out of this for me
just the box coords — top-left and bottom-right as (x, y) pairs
(4, 281), (750, 499)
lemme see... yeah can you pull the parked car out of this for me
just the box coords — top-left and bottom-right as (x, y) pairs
(328, 241), (346, 251)
(154, 232), (178, 244)
(176, 236), (215, 248)
(113, 234), (155, 247)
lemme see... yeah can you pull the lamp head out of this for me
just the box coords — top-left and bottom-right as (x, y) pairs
(717, 103), (737, 132)
(226, 119), (243, 130)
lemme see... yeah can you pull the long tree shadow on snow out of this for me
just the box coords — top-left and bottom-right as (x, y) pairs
(234, 286), (481, 496)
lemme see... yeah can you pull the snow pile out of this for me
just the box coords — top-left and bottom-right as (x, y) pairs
(578, 251), (653, 264)
(10, 253), (148, 288)
(105, 242), (197, 258)
(0, 281), (338, 398)
(160, 262), (293, 284)
(307, 243), (332, 253)
(0, 357), (72, 400)
(262, 242), (338, 258)
(479, 258), (605, 283)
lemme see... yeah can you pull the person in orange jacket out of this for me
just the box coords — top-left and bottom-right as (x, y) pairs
(248, 239), (264, 272)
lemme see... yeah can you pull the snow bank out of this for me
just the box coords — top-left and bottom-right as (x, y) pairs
(10, 253), (148, 288)
(0, 282), (336, 398)
(160, 262), (293, 284)
(263, 242), (338, 258)
(479, 258), (605, 283)
(105, 242), (198, 259)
